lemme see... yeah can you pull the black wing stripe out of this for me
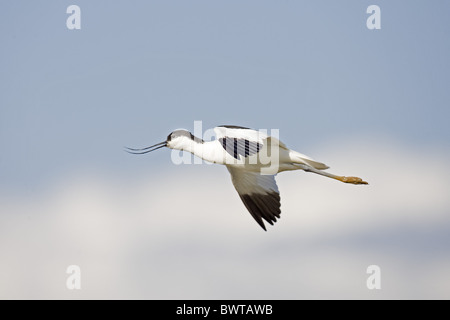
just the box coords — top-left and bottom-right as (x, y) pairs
(244, 139), (250, 157)
(219, 137), (262, 159)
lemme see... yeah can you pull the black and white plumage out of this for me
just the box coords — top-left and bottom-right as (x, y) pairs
(126, 125), (368, 231)
(227, 166), (280, 230)
(219, 137), (261, 159)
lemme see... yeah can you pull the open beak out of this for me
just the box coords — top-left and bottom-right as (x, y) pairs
(125, 141), (167, 154)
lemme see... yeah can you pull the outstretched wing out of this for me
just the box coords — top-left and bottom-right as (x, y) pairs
(227, 166), (281, 231)
(214, 126), (267, 160)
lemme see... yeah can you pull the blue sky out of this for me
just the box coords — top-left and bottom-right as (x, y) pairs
(1, 1), (449, 191)
(1, 1), (450, 299)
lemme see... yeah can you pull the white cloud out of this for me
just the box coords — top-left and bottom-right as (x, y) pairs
(0, 137), (449, 299)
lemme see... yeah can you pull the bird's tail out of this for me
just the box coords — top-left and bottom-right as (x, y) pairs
(289, 151), (329, 170)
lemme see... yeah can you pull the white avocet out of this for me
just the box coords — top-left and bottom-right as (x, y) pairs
(126, 125), (368, 230)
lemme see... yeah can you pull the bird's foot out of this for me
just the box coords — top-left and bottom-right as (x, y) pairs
(338, 176), (368, 185)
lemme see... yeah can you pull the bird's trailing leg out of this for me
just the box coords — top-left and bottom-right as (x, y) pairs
(296, 164), (368, 185)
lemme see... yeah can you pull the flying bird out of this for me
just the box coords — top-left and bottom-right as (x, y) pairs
(126, 125), (368, 230)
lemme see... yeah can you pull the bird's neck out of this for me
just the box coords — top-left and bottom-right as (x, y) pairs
(183, 140), (222, 164)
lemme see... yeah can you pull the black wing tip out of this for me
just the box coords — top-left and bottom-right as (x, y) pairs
(255, 218), (268, 231)
(239, 192), (281, 231)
